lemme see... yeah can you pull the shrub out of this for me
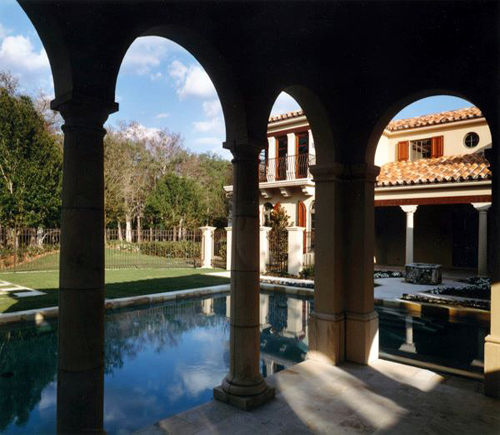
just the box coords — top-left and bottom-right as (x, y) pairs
(139, 241), (200, 259)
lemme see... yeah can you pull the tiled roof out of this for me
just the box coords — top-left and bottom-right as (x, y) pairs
(376, 153), (491, 187)
(268, 107), (484, 131)
(269, 110), (305, 123)
(386, 107), (483, 132)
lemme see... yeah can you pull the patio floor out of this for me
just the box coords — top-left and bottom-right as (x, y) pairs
(134, 359), (500, 435)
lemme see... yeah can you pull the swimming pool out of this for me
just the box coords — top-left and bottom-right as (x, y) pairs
(0, 291), (487, 434)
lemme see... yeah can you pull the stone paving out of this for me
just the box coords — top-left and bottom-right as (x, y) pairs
(0, 280), (45, 297)
(134, 359), (500, 435)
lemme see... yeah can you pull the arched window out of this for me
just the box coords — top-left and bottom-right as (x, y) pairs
(263, 202), (273, 227)
(298, 201), (307, 227)
(310, 201), (316, 232)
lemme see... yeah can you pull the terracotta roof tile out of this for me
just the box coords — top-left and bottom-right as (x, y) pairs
(268, 107), (483, 131)
(386, 107), (482, 131)
(376, 153), (491, 187)
(269, 110), (305, 123)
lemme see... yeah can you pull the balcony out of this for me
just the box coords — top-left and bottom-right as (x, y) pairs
(259, 153), (316, 183)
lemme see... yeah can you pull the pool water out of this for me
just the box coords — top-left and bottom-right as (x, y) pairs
(0, 292), (487, 434)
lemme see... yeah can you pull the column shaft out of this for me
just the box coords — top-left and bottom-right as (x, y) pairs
(485, 142), (500, 397)
(342, 164), (380, 364)
(55, 99), (115, 434)
(401, 205), (418, 265)
(472, 203), (491, 277)
(214, 145), (274, 410)
(307, 164), (345, 364)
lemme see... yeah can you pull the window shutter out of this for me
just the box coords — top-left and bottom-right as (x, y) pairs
(431, 136), (444, 158)
(397, 141), (409, 161)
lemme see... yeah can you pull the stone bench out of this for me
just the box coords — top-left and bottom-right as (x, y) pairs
(405, 263), (442, 285)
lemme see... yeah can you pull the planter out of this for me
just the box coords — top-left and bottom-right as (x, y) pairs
(405, 263), (442, 285)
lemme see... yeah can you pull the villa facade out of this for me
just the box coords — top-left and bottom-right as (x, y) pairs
(225, 107), (492, 273)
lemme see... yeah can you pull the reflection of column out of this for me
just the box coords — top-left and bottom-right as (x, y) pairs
(399, 316), (416, 353)
(214, 144), (274, 410)
(401, 205), (418, 265)
(259, 293), (269, 325)
(55, 97), (117, 434)
(472, 203), (491, 276)
(259, 226), (271, 273)
(287, 298), (303, 335)
(201, 298), (213, 315)
(225, 226), (232, 271)
(200, 226), (216, 268)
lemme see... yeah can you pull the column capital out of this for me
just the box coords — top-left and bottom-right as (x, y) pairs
(260, 226), (272, 232)
(310, 163), (344, 182)
(286, 226), (306, 233)
(401, 205), (418, 214)
(223, 138), (265, 161)
(343, 163), (380, 182)
(472, 202), (492, 212)
(199, 226), (217, 232)
(51, 92), (119, 131)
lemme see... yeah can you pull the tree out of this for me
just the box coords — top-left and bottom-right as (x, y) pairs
(144, 173), (205, 230)
(0, 80), (63, 229)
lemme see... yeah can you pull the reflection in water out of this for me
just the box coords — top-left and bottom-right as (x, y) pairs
(0, 292), (311, 435)
(0, 292), (487, 434)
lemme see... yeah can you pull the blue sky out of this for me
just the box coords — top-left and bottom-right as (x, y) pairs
(0, 1), (473, 159)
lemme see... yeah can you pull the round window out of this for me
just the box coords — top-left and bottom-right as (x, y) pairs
(464, 132), (480, 148)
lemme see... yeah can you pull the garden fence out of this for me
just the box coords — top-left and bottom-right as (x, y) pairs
(0, 228), (202, 272)
(212, 229), (227, 269)
(267, 229), (288, 274)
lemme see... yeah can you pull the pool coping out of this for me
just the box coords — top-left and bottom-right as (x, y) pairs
(0, 280), (488, 327)
(0, 282), (314, 326)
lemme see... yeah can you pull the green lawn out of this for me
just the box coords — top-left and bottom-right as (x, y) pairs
(0, 268), (229, 314)
(5, 248), (197, 272)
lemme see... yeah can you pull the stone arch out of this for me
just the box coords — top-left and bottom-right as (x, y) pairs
(365, 89), (494, 166)
(265, 85), (337, 166)
(113, 25), (245, 145)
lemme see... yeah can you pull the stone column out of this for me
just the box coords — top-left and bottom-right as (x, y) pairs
(200, 226), (216, 268)
(225, 226), (232, 271)
(307, 163), (346, 365)
(472, 202), (491, 277)
(287, 226), (305, 275)
(343, 164), (380, 364)
(214, 144), (275, 410)
(53, 96), (117, 434)
(401, 205), (418, 265)
(259, 226), (271, 273)
(486, 140), (500, 397)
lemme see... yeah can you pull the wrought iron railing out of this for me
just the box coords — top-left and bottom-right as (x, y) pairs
(259, 154), (315, 182)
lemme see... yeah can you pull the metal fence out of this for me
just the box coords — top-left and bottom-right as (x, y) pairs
(267, 229), (288, 274)
(0, 228), (202, 272)
(304, 230), (315, 268)
(212, 229), (227, 269)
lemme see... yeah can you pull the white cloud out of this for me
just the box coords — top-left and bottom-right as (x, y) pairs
(155, 113), (170, 119)
(121, 36), (173, 75)
(193, 117), (224, 134)
(0, 32), (52, 92)
(202, 99), (222, 118)
(0, 23), (11, 40)
(271, 92), (302, 116)
(168, 59), (216, 99)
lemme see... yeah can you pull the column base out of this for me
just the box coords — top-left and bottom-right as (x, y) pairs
(345, 311), (379, 364)
(307, 312), (345, 365)
(485, 335), (500, 398)
(213, 384), (275, 411)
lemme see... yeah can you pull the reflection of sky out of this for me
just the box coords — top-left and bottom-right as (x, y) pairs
(0, 294), (309, 435)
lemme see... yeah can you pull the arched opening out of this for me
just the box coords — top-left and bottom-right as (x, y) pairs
(371, 93), (492, 378)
